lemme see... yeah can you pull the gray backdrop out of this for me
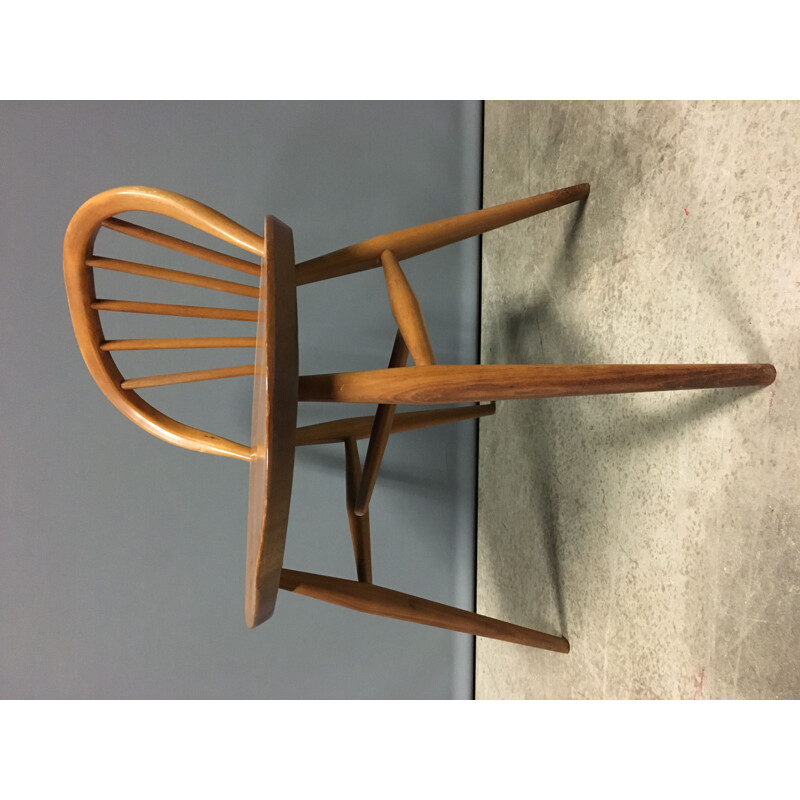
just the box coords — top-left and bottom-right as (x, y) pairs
(1, 101), (482, 698)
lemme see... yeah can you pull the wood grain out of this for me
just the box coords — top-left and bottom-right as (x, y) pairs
(245, 216), (299, 628)
(279, 569), (570, 652)
(299, 363), (778, 404)
(295, 184), (590, 284)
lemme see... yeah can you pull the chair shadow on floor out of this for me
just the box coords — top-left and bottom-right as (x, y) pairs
(481, 200), (769, 643)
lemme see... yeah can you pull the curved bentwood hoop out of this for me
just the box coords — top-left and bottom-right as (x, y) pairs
(64, 183), (776, 655)
(63, 186), (261, 461)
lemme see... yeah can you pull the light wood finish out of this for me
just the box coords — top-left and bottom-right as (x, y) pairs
(245, 217), (299, 627)
(294, 403), (496, 446)
(64, 186), (261, 460)
(91, 299), (259, 321)
(101, 337), (257, 351)
(354, 331), (409, 517)
(345, 438), (372, 583)
(121, 365), (254, 390)
(101, 216), (261, 276)
(299, 363), (778, 405)
(295, 183), (590, 284)
(66, 182), (778, 656)
(380, 250), (435, 366)
(279, 569), (570, 652)
(88, 256), (259, 298)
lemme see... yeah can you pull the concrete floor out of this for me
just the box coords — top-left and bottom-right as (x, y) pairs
(476, 101), (799, 699)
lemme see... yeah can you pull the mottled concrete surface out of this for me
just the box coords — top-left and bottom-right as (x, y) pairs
(477, 101), (799, 699)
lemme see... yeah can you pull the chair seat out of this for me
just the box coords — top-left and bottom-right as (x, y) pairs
(246, 216), (298, 627)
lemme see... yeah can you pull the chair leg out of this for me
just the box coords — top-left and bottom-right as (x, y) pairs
(279, 568), (570, 652)
(344, 437), (372, 583)
(380, 250), (436, 366)
(354, 331), (408, 517)
(294, 184), (590, 284)
(299, 363), (777, 404)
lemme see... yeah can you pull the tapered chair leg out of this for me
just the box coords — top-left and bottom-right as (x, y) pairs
(299, 363), (777, 404)
(344, 437), (372, 583)
(380, 250), (436, 366)
(279, 568), (570, 652)
(295, 184), (590, 284)
(354, 331), (409, 517)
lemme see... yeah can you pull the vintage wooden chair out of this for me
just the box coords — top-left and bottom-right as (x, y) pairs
(64, 184), (776, 654)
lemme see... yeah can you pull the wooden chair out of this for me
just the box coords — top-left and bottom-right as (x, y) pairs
(63, 184), (776, 654)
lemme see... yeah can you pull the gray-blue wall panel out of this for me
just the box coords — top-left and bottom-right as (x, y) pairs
(0, 100), (482, 699)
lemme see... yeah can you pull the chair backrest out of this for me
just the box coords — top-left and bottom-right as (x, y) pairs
(63, 186), (265, 461)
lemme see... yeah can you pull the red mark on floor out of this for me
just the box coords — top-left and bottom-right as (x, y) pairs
(684, 208), (689, 216)
(695, 667), (705, 698)
(769, 391), (775, 409)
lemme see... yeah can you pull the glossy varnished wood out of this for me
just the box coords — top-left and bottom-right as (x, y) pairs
(101, 337), (257, 351)
(121, 364), (253, 390)
(91, 299), (258, 321)
(295, 183), (590, 284)
(101, 215), (261, 276)
(279, 569), (570, 652)
(299, 363), (777, 404)
(64, 186), (260, 460)
(354, 331), (408, 517)
(88, 256), (260, 297)
(380, 250), (435, 366)
(245, 216), (299, 628)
